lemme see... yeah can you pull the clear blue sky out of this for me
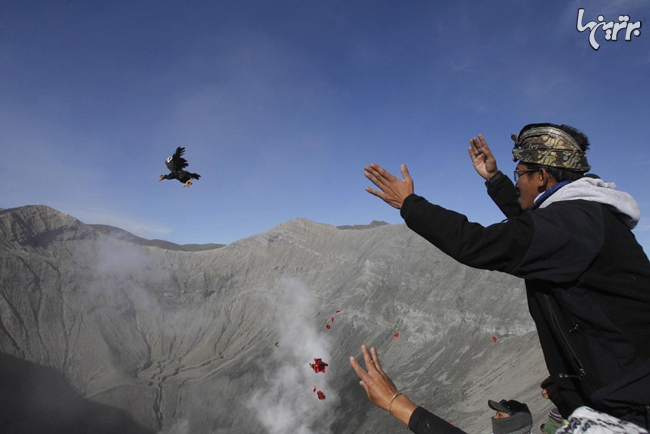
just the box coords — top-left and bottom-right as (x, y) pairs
(2, 0), (649, 252)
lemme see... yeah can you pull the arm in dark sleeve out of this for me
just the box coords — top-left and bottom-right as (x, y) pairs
(400, 194), (533, 274)
(400, 195), (604, 282)
(486, 171), (523, 218)
(409, 406), (468, 434)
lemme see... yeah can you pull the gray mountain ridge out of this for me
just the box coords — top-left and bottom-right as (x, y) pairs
(89, 224), (226, 252)
(0, 205), (549, 434)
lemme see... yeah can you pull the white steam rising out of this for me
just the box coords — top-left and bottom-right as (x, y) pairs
(247, 278), (338, 434)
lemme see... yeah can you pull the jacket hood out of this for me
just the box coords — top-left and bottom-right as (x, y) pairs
(538, 176), (641, 229)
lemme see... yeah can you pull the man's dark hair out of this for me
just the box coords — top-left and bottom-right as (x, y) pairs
(519, 123), (590, 182)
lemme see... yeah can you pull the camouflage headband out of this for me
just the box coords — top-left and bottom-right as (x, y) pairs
(511, 126), (590, 171)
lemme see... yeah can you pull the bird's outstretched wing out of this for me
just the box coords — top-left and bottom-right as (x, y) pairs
(166, 147), (189, 172)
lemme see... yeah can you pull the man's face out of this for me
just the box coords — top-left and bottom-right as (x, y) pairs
(515, 163), (540, 210)
(494, 411), (511, 419)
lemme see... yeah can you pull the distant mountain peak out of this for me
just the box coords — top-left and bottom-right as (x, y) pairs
(90, 224), (224, 251)
(0, 205), (91, 246)
(337, 220), (389, 230)
(0, 205), (225, 251)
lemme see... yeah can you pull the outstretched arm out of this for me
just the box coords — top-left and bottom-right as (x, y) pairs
(468, 134), (499, 181)
(364, 163), (414, 209)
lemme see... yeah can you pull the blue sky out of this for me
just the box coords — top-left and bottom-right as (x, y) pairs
(2, 0), (649, 252)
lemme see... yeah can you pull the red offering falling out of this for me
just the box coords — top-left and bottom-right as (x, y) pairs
(326, 324), (331, 329)
(312, 386), (317, 393)
(393, 333), (399, 339)
(317, 390), (326, 400)
(335, 310), (341, 313)
(331, 316), (335, 322)
(493, 336), (498, 343)
(310, 358), (328, 373)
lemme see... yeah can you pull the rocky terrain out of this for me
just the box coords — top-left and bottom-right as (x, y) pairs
(0, 205), (549, 433)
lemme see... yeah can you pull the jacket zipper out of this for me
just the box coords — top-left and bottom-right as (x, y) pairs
(544, 295), (587, 380)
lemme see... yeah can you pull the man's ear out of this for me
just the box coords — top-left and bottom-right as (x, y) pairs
(539, 168), (556, 188)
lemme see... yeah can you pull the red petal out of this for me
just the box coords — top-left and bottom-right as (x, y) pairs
(326, 324), (331, 329)
(317, 391), (326, 400)
(312, 386), (317, 393)
(393, 333), (399, 339)
(335, 310), (341, 313)
(492, 336), (497, 342)
(311, 358), (328, 373)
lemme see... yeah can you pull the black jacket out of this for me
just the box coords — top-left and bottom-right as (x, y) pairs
(400, 173), (650, 426)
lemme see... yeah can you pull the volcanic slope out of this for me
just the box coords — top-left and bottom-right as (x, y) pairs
(0, 205), (548, 433)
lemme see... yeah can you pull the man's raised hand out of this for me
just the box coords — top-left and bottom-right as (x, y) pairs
(468, 134), (498, 181)
(364, 163), (414, 209)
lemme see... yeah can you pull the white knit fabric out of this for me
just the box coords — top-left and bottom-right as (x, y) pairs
(556, 407), (648, 434)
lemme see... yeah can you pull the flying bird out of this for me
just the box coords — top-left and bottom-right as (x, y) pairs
(159, 147), (201, 187)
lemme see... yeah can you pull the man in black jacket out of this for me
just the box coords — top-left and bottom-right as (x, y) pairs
(362, 123), (650, 430)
